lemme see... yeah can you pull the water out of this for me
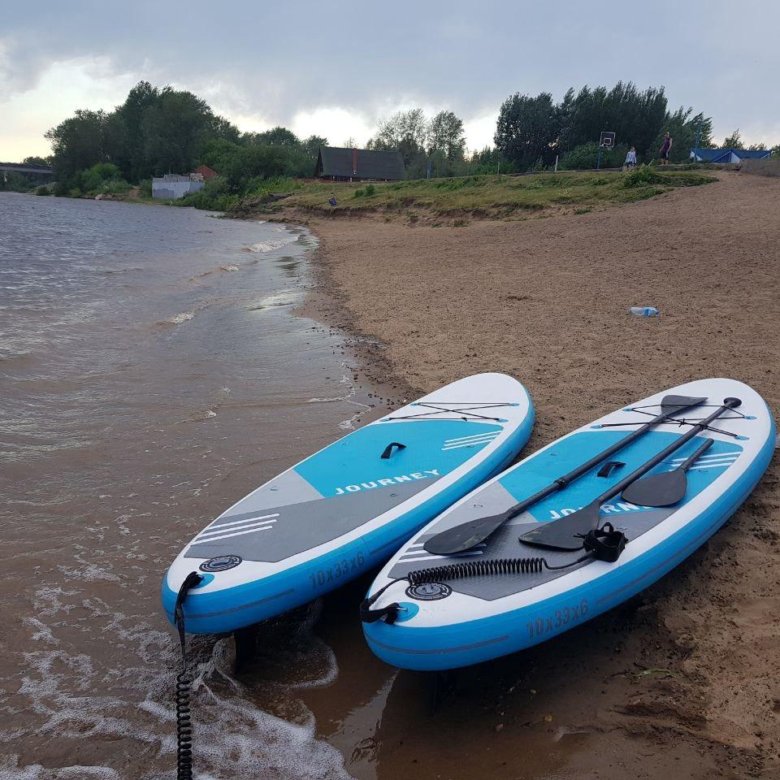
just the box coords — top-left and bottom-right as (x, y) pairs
(0, 193), (385, 779)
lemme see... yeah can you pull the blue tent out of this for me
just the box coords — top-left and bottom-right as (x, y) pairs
(691, 148), (772, 163)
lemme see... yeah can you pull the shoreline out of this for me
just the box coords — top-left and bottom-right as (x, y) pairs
(290, 171), (780, 778)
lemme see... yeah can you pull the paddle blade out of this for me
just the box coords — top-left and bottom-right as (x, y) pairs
(660, 395), (706, 413)
(621, 468), (687, 507)
(518, 500), (601, 551)
(423, 512), (507, 555)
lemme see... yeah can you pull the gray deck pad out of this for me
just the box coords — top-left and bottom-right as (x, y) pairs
(389, 507), (673, 601)
(185, 479), (431, 563)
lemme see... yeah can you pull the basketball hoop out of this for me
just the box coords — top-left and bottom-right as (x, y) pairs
(599, 131), (616, 149)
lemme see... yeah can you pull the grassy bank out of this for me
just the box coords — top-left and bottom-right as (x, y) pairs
(230, 167), (715, 224)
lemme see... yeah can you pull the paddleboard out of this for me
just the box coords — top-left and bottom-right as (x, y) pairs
(362, 378), (775, 671)
(162, 373), (534, 634)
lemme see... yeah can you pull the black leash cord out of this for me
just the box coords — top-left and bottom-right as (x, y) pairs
(360, 553), (592, 624)
(174, 572), (203, 780)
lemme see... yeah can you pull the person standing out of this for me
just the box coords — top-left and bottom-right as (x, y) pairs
(624, 146), (638, 170)
(659, 132), (672, 165)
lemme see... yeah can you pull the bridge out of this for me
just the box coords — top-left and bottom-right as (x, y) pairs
(0, 162), (54, 176)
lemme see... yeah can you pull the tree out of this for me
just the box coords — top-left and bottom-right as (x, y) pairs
(301, 135), (328, 159)
(110, 81), (160, 181)
(252, 127), (300, 146)
(722, 129), (744, 149)
(495, 92), (558, 170)
(427, 110), (466, 161)
(46, 109), (110, 185)
(654, 108), (713, 162)
(557, 82), (667, 159)
(141, 88), (219, 175)
(368, 109), (428, 170)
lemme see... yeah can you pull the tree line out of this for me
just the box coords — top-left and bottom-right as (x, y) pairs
(12, 79), (776, 200)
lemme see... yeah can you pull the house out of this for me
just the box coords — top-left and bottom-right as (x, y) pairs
(194, 164), (218, 180)
(690, 147), (772, 164)
(314, 147), (405, 181)
(151, 173), (205, 200)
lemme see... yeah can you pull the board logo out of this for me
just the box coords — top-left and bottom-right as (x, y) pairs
(406, 582), (452, 601)
(200, 554), (242, 572)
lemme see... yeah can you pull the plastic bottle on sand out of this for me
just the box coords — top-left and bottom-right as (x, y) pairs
(629, 306), (659, 317)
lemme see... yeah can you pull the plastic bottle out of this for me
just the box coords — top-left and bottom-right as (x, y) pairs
(629, 306), (659, 317)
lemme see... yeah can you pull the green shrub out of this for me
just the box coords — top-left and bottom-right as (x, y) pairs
(622, 165), (665, 188)
(365, 184), (376, 196)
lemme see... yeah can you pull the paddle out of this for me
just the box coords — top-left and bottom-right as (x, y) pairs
(519, 398), (741, 551)
(423, 394), (707, 556)
(621, 438), (713, 507)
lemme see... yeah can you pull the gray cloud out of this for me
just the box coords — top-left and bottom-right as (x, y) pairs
(3, 0), (779, 145)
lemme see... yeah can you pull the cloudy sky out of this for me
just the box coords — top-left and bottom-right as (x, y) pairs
(2, 0), (778, 161)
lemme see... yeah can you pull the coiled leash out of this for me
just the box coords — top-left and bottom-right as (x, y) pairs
(360, 524), (627, 624)
(173, 572), (203, 780)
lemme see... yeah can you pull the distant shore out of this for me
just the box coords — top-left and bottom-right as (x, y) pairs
(295, 170), (780, 778)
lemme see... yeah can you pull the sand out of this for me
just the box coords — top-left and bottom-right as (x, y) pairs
(288, 170), (780, 778)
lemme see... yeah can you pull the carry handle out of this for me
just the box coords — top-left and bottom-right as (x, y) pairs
(381, 442), (406, 460)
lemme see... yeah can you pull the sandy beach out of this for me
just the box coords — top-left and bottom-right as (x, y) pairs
(293, 170), (780, 778)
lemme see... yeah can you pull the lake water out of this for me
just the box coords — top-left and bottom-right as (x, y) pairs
(0, 193), (396, 779)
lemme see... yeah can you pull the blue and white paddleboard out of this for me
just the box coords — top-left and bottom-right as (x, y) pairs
(362, 378), (775, 671)
(162, 373), (534, 634)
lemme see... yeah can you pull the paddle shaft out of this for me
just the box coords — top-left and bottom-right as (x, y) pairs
(423, 394), (707, 554)
(589, 401), (737, 508)
(491, 398), (706, 525)
(679, 437), (714, 471)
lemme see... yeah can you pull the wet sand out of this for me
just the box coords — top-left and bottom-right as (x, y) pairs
(294, 171), (780, 778)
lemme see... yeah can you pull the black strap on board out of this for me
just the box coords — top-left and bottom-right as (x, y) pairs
(380, 442), (406, 460)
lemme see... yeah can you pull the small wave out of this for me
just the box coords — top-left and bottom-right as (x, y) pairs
(156, 311), (194, 327)
(220, 264), (239, 272)
(188, 409), (217, 421)
(244, 234), (299, 254)
(246, 291), (302, 311)
(0, 349), (34, 364)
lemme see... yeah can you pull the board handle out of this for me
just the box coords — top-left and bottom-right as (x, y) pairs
(380, 442), (406, 460)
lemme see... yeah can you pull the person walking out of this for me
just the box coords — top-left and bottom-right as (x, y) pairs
(659, 132), (672, 165)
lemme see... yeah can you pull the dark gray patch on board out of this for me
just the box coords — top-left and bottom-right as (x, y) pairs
(185, 479), (433, 563)
(390, 508), (673, 601)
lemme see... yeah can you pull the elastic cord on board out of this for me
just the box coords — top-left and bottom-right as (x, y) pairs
(173, 572), (203, 780)
(359, 553), (593, 624)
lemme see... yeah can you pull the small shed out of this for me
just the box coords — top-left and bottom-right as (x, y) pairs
(194, 164), (219, 180)
(152, 174), (205, 200)
(315, 147), (405, 181)
(691, 148), (772, 164)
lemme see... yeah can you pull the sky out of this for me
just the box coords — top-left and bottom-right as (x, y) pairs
(2, 0), (779, 162)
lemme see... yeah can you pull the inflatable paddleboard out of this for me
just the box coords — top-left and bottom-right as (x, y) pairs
(362, 378), (775, 671)
(162, 373), (534, 634)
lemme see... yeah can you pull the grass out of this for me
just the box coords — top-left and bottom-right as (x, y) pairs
(239, 167), (716, 223)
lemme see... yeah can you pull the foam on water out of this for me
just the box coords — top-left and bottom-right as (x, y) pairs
(247, 290), (302, 310)
(8, 585), (349, 779)
(245, 233), (299, 254)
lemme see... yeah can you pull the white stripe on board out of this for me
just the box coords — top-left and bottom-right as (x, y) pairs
(668, 453), (738, 463)
(198, 519), (278, 539)
(443, 431), (501, 445)
(200, 513), (280, 533)
(194, 524), (276, 543)
(443, 438), (499, 451)
(399, 551), (485, 565)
